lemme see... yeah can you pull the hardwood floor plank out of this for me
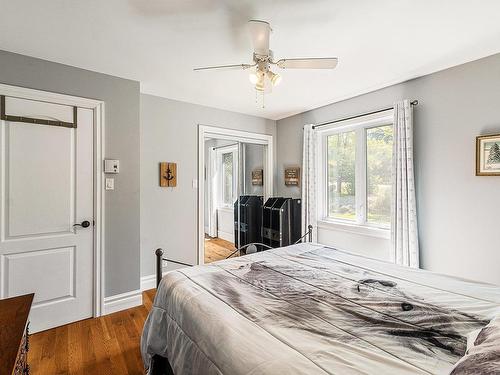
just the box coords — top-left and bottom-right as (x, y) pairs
(89, 320), (114, 375)
(38, 328), (57, 375)
(67, 321), (84, 375)
(204, 237), (236, 263)
(30, 290), (156, 375)
(54, 325), (69, 375)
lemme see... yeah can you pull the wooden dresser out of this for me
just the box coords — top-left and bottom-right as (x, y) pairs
(0, 294), (34, 375)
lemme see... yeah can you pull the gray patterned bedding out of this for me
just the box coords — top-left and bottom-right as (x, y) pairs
(141, 243), (500, 374)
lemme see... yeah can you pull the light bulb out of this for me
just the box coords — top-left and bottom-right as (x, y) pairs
(248, 71), (258, 85)
(267, 70), (282, 86)
(272, 73), (282, 86)
(255, 71), (265, 92)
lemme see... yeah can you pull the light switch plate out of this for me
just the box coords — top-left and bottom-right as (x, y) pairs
(105, 178), (115, 190)
(104, 159), (120, 174)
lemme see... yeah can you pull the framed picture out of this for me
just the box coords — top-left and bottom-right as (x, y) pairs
(476, 134), (500, 176)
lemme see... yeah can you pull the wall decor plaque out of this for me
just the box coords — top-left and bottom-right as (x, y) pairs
(252, 169), (263, 185)
(285, 167), (300, 186)
(160, 162), (177, 187)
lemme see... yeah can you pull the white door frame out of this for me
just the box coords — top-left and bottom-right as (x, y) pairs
(198, 124), (273, 265)
(0, 83), (106, 317)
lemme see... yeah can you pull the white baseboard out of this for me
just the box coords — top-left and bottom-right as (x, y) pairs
(217, 230), (234, 243)
(141, 271), (173, 291)
(103, 289), (142, 315)
(141, 274), (157, 291)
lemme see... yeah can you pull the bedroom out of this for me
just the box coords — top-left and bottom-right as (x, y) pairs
(0, 1), (499, 374)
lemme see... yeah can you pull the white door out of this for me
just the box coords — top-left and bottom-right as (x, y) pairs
(0, 96), (94, 333)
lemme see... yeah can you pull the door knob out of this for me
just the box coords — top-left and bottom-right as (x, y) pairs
(73, 220), (91, 228)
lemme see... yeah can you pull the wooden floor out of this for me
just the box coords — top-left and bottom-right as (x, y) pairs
(29, 289), (156, 375)
(28, 239), (236, 374)
(204, 237), (236, 263)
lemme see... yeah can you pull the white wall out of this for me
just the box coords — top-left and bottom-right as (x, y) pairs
(276, 52), (500, 286)
(140, 94), (276, 277)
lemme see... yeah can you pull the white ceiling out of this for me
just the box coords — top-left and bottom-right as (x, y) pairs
(1, 1), (500, 120)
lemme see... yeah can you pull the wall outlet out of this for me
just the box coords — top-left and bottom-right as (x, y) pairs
(105, 178), (115, 190)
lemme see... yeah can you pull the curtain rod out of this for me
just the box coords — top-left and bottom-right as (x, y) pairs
(312, 100), (418, 129)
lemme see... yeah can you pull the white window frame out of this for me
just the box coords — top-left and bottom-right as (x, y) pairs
(316, 110), (393, 239)
(216, 144), (239, 209)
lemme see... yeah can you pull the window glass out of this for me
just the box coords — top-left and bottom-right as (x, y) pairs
(366, 125), (393, 226)
(222, 152), (233, 206)
(327, 131), (356, 220)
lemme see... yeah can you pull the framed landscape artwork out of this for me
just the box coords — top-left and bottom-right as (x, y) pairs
(476, 134), (500, 176)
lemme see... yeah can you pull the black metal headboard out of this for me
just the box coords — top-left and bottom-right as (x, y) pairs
(155, 225), (313, 288)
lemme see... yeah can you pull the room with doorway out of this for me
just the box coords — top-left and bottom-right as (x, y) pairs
(1, 1), (500, 374)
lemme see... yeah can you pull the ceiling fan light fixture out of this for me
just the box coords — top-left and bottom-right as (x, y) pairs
(194, 20), (338, 106)
(267, 70), (282, 86)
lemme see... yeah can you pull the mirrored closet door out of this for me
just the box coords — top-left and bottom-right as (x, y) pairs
(203, 138), (269, 263)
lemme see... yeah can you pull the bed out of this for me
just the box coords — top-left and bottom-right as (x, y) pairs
(141, 243), (500, 374)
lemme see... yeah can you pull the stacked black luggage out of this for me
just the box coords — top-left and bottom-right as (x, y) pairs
(234, 195), (301, 252)
(234, 196), (263, 251)
(262, 197), (301, 248)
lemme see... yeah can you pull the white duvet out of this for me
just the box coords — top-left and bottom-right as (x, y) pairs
(141, 243), (500, 374)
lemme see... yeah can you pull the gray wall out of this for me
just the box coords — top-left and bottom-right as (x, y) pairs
(0, 50), (141, 297)
(276, 53), (500, 286)
(141, 94), (276, 277)
(243, 143), (265, 196)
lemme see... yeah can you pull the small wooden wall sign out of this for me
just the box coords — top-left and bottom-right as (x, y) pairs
(284, 167), (300, 186)
(252, 169), (263, 185)
(160, 162), (177, 187)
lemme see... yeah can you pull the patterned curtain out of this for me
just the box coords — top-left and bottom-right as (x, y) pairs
(391, 100), (419, 267)
(301, 124), (318, 242)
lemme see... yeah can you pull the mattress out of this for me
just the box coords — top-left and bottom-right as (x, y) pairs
(141, 243), (500, 374)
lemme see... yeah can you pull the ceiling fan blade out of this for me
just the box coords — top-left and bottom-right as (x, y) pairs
(193, 63), (254, 71)
(248, 20), (271, 56)
(276, 58), (338, 69)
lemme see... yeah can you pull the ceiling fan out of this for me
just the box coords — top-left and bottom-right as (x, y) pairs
(194, 20), (338, 94)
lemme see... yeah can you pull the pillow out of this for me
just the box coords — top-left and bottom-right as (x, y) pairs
(449, 315), (500, 374)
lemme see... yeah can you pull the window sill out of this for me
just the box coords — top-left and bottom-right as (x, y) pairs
(317, 219), (390, 239)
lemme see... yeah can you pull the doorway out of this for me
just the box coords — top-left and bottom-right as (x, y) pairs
(198, 125), (273, 265)
(0, 84), (104, 332)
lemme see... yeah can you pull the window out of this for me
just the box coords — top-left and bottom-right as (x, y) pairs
(216, 145), (238, 208)
(327, 131), (356, 220)
(366, 125), (393, 225)
(320, 112), (393, 230)
(221, 152), (234, 206)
